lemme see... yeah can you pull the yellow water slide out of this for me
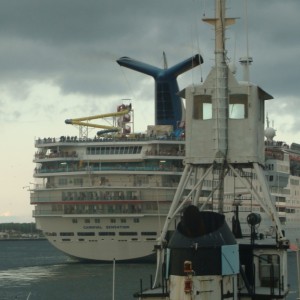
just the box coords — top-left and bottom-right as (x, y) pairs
(65, 104), (132, 131)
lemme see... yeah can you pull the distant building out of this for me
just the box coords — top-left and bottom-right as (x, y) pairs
(0, 232), (9, 239)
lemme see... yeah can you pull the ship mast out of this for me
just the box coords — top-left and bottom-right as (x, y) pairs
(157, 0), (234, 247)
(152, 0), (289, 293)
(203, 0), (235, 212)
(156, 0), (286, 255)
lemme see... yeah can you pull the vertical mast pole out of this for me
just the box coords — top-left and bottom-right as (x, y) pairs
(214, 0), (228, 213)
(214, 0), (228, 160)
(204, 0), (231, 214)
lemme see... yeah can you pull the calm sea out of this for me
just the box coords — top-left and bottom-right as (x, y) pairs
(0, 240), (298, 300)
(0, 240), (155, 300)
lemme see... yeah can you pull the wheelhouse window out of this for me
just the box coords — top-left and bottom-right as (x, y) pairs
(193, 95), (212, 120)
(229, 94), (248, 119)
(259, 254), (280, 287)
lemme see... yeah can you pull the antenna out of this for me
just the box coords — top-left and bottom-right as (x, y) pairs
(239, 0), (252, 82)
(266, 112), (270, 128)
(162, 51), (168, 69)
(229, 32), (237, 74)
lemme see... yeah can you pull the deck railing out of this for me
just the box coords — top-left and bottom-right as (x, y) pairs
(34, 165), (183, 174)
(32, 202), (170, 217)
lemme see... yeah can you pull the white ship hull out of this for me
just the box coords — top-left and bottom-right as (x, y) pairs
(36, 216), (166, 261)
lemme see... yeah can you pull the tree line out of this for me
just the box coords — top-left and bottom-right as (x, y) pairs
(0, 223), (41, 234)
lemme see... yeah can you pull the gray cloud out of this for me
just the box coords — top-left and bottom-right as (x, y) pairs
(0, 0), (298, 112)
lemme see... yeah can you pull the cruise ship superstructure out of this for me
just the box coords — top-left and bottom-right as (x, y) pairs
(31, 55), (202, 261)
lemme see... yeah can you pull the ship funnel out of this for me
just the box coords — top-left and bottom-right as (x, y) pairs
(117, 54), (203, 129)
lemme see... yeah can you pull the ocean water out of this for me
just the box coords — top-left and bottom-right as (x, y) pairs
(0, 240), (155, 300)
(0, 240), (298, 300)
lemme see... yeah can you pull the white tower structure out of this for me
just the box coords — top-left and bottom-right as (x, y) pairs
(138, 1), (290, 299)
(159, 0), (286, 255)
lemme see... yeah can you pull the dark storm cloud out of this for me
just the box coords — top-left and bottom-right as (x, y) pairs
(0, 0), (298, 101)
(0, 0), (202, 97)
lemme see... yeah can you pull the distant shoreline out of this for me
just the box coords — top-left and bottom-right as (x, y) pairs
(0, 238), (46, 242)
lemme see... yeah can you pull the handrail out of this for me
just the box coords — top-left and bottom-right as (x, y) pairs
(34, 165), (184, 174)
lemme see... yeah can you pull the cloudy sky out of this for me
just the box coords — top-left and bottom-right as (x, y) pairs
(0, 0), (299, 223)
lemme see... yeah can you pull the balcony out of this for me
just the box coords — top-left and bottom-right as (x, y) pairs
(32, 201), (170, 217)
(34, 164), (184, 176)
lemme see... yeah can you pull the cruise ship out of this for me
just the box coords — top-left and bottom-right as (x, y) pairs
(31, 54), (202, 262)
(31, 54), (300, 263)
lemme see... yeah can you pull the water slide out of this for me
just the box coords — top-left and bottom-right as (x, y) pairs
(65, 104), (131, 131)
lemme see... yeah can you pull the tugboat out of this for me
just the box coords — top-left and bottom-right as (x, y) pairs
(134, 0), (290, 299)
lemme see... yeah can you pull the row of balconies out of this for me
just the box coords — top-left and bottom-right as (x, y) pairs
(30, 192), (175, 204)
(35, 135), (185, 147)
(34, 151), (78, 160)
(34, 164), (183, 175)
(31, 178), (179, 190)
(32, 201), (170, 216)
(33, 149), (184, 163)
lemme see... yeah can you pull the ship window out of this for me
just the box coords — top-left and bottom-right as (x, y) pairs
(62, 192), (67, 201)
(229, 94), (248, 119)
(129, 147), (134, 154)
(133, 218), (140, 223)
(95, 218), (100, 223)
(60, 232), (74, 236)
(119, 232), (137, 236)
(72, 218), (78, 223)
(77, 232), (95, 236)
(259, 254), (280, 287)
(193, 95), (212, 120)
(279, 217), (286, 224)
(62, 239), (71, 242)
(52, 204), (62, 212)
(141, 232), (157, 236)
(110, 219), (116, 223)
(135, 147), (142, 154)
(99, 232), (115, 236)
(84, 219), (90, 223)
(45, 232), (57, 236)
(58, 178), (68, 186)
(121, 219), (126, 223)
(74, 178), (83, 186)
